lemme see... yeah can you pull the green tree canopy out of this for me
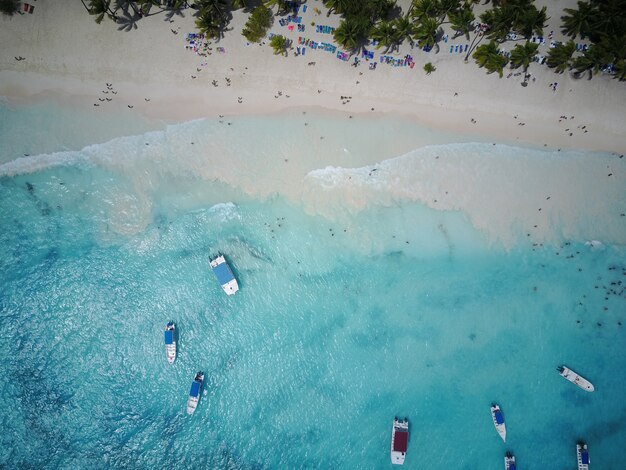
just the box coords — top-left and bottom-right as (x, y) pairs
(546, 40), (576, 73)
(473, 40), (509, 77)
(242, 4), (273, 42)
(510, 41), (539, 71)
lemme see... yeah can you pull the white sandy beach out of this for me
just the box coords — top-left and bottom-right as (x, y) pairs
(1, 0), (625, 247)
(1, 0), (625, 153)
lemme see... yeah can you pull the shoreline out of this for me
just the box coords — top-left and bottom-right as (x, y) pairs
(1, 1), (625, 155)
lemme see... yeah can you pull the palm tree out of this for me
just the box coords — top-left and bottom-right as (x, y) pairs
(263, 0), (289, 15)
(242, 4), (273, 42)
(413, 17), (440, 51)
(371, 21), (400, 52)
(0, 0), (19, 15)
(515, 5), (548, 39)
(561, 1), (594, 39)
(410, 0), (439, 21)
(613, 59), (626, 81)
(196, 10), (223, 38)
(510, 41), (538, 71)
(394, 15), (414, 46)
(546, 40), (576, 73)
(435, 0), (462, 22)
(84, 0), (116, 23)
(231, 0), (251, 10)
(449, 4), (474, 40)
(473, 40), (509, 77)
(424, 62), (436, 74)
(324, 0), (353, 16)
(572, 44), (611, 77)
(270, 34), (289, 55)
(480, 7), (510, 43)
(333, 17), (370, 52)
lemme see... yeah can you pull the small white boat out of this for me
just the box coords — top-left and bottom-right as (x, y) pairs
(577, 442), (590, 470)
(491, 404), (507, 442)
(186, 372), (204, 415)
(390, 417), (409, 465)
(504, 451), (517, 470)
(164, 322), (176, 364)
(210, 255), (239, 295)
(557, 365), (595, 392)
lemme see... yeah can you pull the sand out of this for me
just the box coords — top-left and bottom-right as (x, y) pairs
(1, 0), (625, 248)
(1, 0), (624, 154)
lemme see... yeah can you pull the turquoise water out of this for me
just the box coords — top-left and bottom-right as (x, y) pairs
(1, 107), (625, 469)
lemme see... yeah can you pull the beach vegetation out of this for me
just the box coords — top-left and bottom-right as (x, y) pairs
(196, 0), (232, 39)
(424, 62), (436, 74)
(413, 16), (440, 51)
(558, 0), (626, 81)
(82, 0), (116, 23)
(371, 21), (404, 52)
(509, 41), (538, 71)
(394, 15), (415, 45)
(333, 16), (371, 52)
(270, 34), (289, 55)
(263, 0), (291, 15)
(560, 1), (595, 39)
(473, 40), (509, 77)
(0, 0), (19, 15)
(448, 3), (475, 40)
(480, 0), (547, 42)
(242, 5), (273, 43)
(546, 40), (576, 73)
(572, 44), (613, 77)
(231, 0), (252, 11)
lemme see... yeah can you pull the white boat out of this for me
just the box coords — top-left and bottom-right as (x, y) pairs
(577, 442), (590, 470)
(210, 255), (239, 295)
(164, 322), (176, 364)
(186, 372), (204, 415)
(504, 451), (517, 470)
(557, 365), (595, 392)
(390, 417), (409, 465)
(491, 404), (507, 442)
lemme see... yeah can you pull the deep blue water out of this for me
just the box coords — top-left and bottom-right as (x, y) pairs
(0, 107), (625, 469)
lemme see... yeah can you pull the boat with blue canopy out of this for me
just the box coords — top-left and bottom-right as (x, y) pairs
(164, 322), (176, 364)
(491, 404), (507, 442)
(577, 442), (590, 470)
(504, 451), (516, 470)
(210, 255), (239, 295)
(186, 372), (204, 415)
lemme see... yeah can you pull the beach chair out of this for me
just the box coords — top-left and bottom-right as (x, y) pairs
(464, 44), (468, 52)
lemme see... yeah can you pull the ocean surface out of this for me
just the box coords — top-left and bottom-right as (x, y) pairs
(1, 102), (625, 469)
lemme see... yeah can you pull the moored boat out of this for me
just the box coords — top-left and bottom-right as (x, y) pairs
(390, 417), (409, 465)
(164, 321), (176, 364)
(504, 451), (517, 470)
(186, 372), (204, 415)
(557, 365), (594, 392)
(210, 255), (239, 295)
(491, 404), (507, 442)
(577, 442), (590, 470)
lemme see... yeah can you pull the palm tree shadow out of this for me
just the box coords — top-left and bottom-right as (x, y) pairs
(116, 12), (139, 32)
(164, 8), (186, 23)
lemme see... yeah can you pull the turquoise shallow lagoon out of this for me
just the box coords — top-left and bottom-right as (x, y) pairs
(0, 105), (625, 469)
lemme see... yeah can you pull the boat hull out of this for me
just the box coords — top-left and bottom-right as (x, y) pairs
(504, 454), (516, 470)
(577, 443), (590, 470)
(210, 255), (239, 295)
(491, 405), (506, 442)
(391, 418), (409, 465)
(558, 366), (594, 392)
